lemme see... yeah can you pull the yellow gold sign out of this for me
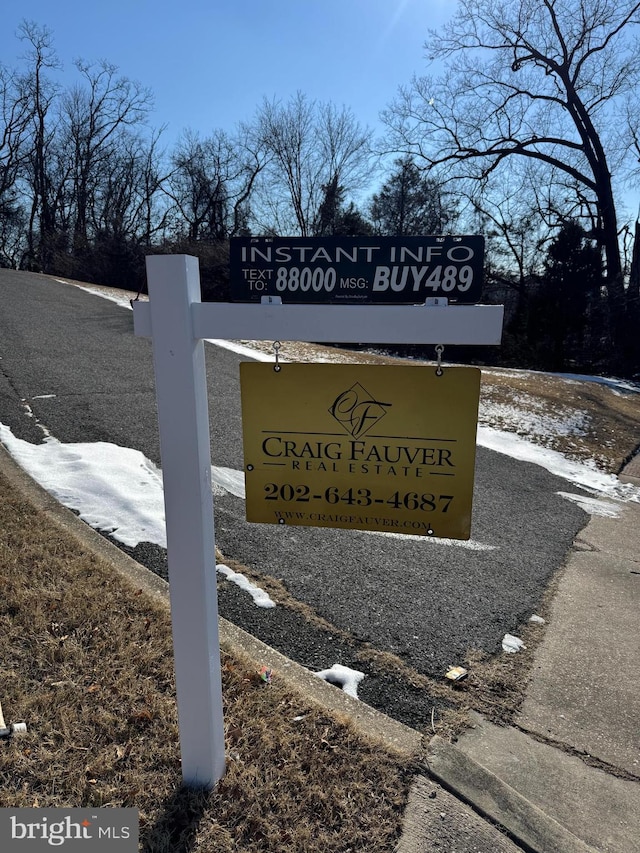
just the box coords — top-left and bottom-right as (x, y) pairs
(240, 363), (481, 539)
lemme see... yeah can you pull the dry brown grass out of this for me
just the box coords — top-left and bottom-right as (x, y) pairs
(0, 474), (412, 851)
(479, 369), (640, 473)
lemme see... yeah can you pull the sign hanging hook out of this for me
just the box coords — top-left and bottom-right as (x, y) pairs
(435, 344), (444, 377)
(273, 340), (282, 372)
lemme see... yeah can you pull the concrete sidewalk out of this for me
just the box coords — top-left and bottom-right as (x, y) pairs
(399, 460), (640, 853)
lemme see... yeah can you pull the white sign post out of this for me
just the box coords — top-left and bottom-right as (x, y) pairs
(133, 254), (503, 788)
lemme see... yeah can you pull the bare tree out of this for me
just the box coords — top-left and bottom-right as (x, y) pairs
(17, 20), (61, 270)
(383, 0), (640, 345)
(90, 129), (169, 243)
(166, 127), (267, 241)
(0, 63), (33, 266)
(61, 59), (153, 253)
(254, 92), (373, 235)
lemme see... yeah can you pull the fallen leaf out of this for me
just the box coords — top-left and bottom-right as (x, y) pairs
(129, 709), (153, 723)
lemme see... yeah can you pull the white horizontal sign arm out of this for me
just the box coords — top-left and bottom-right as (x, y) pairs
(134, 299), (504, 346)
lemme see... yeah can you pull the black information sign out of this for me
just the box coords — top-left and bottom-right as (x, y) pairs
(229, 235), (484, 304)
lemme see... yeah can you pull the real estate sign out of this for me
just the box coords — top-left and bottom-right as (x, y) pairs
(134, 254), (502, 789)
(230, 235), (484, 304)
(240, 362), (481, 540)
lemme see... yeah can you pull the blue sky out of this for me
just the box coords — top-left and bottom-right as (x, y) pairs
(1, 0), (452, 147)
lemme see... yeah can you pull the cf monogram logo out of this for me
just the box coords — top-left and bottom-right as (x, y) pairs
(329, 383), (391, 439)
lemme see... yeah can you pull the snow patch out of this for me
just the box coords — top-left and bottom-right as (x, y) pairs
(366, 530), (496, 550)
(557, 492), (623, 517)
(211, 466), (246, 499)
(0, 424), (167, 548)
(206, 339), (274, 362)
(314, 664), (365, 699)
(477, 426), (640, 503)
(502, 634), (526, 653)
(72, 284), (134, 310)
(480, 396), (588, 440)
(216, 563), (275, 609)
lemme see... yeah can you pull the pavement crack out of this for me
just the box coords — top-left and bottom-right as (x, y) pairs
(573, 538), (599, 553)
(513, 724), (640, 782)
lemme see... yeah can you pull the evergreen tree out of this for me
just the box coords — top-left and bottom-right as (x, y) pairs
(529, 222), (604, 370)
(370, 158), (454, 235)
(313, 174), (372, 236)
